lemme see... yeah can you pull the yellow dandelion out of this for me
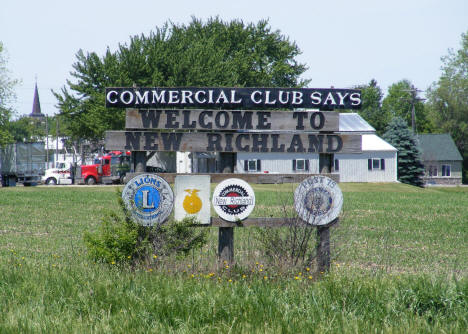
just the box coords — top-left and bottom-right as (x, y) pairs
(228, 279), (232, 283)
(306, 267), (310, 272)
(153, 255), (158, 259)
(260, 264), (264, 268)
(263, 276), (268, 280)
(225, 265), (229, 269)
(308, 276), (313, 280)
(294, 276), (300, 280)
(111, 261), (116, 265)
(191, 274), (195, 278)
(187, 264), (191, 268)
(259, 268), (263, 272)
(127, 255), (131, 259)
(21, 257), (25, 260)
(148, 268), (153, 272)
(242, 274), (246, 279)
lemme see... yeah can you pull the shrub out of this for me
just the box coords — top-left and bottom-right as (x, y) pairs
(84, 190), (207, 265)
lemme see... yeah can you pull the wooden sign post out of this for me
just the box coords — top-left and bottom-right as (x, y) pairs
(105, 86), (362, 270)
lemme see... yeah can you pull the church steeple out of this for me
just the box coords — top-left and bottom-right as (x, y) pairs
(30, 81), (45, 118)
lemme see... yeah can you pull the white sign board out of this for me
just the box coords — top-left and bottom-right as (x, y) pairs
(174, 175), (211, 225)
(212, 178), (255, 222)
(294, 175), (343, 226)
(122, 173), (174, 226)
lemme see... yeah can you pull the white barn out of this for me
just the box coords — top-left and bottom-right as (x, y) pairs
(235, 113), (398, 183)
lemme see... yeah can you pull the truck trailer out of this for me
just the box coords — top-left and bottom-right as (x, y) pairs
(1, 142), (46, 187)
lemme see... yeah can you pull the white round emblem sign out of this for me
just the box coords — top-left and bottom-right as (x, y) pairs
(122, 173), (174, 226)
(294, 176), (343, 226)
(212, 178), (255, 222)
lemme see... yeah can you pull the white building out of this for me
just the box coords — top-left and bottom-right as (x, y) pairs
(235, 113), (398, 183)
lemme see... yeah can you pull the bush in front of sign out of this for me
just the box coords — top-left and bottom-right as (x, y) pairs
(83, 196), (150, 265)
(84, 191), (207, 265)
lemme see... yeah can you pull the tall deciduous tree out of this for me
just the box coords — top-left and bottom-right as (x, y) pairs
(54, 18), (309, 141)
(0, 42), (18, 146)
(383, 117), (425, 187)
(382, 80), (431, 133)
(353, 79), (390, 135)
(426, 30), (468, 181)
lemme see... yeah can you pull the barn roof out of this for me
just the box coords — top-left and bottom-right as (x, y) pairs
(362, 134), (397, 152)
(339, 113), (375, 133)
(416, 134), (462, 161)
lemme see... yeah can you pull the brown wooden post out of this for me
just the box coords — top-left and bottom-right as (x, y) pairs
(218, 227), (234, 264)
(133, 151), (146, 173)
(317, 153), (333, 273)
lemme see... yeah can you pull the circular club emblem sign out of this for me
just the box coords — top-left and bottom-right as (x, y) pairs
(212, 178), (255, 222)
(122, 174), (174, 226)
(294, 176), (343, 226)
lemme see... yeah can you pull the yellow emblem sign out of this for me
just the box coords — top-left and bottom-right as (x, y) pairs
(183, 189), (202, 214)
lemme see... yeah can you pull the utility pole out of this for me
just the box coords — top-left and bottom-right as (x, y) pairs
(403, 85), (425, 133)
(56, 115), (59, 164)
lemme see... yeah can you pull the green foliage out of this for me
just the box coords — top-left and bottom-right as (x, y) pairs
(353, 79), (390, 135)
(383, 117), (425, 187)
(54, 17), (309, 141)
(427, 30), (468, 182)
(84, 191), (207, 264)
(0, 42), (18, 146)
(155, 216), (207, 256)
(382, 79), (432, 133)
(83, 211), (144, 264)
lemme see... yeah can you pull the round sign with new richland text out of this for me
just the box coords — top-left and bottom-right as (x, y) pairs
(212, 178), (255, 222)
(122, 173), (174, 226)
(294, 175), (343, 226)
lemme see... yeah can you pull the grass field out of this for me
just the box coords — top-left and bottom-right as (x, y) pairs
(0, 183), (467, 333)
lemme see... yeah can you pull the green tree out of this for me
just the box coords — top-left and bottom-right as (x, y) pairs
(426, 30), (468, 182)
(353, 79), (390, 135)
(7, 116), (47, 142)
(382, 80), (431, 133)
(0, 42), (18, 146)
(383, 117), (425, 187)
(54, 18), (309, 141)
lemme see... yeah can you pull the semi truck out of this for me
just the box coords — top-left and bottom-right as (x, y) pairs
(42, 160), (74, 185)
(75, 151), (131, 185)
(0, 142), (46, 187)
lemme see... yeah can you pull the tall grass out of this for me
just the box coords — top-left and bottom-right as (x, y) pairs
(0, 184), (467, 332)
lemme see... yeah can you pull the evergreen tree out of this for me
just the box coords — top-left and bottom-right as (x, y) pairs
(383, 117), (425, 187)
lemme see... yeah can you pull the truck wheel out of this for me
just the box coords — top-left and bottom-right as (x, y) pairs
(23, 182), (31, 187)
(86, 176), (97, 185)
(46, 177), (57, 185)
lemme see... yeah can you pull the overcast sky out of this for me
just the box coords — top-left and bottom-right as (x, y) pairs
(1, 0), (467, 117)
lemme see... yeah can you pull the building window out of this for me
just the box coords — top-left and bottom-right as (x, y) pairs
(334, 159), (339, 171)
(427, 166), (438, 177)
(368, 158), (385, 171)
(442, 164), (451, 177)
(293, 159), (309, 171)
(244, 159), (261, 172)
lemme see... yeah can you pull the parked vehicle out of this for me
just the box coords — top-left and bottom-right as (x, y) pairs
(75, 151), (131, 185)
(42, 161), (74, 185)
(0, 142), (45, 187)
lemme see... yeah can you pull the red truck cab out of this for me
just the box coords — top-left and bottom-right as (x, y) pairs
(76, 151), (131, 185)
